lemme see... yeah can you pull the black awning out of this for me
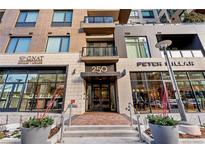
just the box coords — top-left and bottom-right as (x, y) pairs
(80, 72), (121, 81)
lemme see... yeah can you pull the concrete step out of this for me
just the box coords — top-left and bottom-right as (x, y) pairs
(65, 125), (137, 131)
(63, 129), (138, 137)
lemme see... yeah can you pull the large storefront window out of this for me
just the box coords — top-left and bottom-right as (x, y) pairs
(0, 68), (66, 113)
(125, 37), (150, 58)
(130, 71), (205, 113)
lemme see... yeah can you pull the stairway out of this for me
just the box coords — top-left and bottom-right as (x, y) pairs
(62, 112), (141, 143)
(64, 125), (138, 137)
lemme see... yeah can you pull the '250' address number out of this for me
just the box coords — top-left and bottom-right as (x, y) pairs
(91, 66), (108, 73)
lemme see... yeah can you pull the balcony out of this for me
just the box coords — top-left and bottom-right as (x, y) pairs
(87, 9), (131, 24)
(80, 47), (119, 64)
(81, 16), (115, 35)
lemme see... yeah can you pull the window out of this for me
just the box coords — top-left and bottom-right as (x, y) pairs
(125, 37), (150, 58)
(130, 10), (139, 18)
(6, 37), (31, 53)
(141, 10), (154, 18)
(46, 36), (70, 53)
(130, 71), (205, 113)
(16, 10), (38, 27)
(0, 69), (66, 113)
(52, 10), (72, 26)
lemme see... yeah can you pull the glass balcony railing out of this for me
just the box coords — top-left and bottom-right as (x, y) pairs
(84, 16), (114, 24)
(82, 47), (118, 57)
(161, 50), (204, 58)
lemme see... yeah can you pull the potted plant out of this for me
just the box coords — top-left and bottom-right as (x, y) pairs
(147, 114), (179, 144)
(21, 116), (54, 144)
(21, 85), (64, 144)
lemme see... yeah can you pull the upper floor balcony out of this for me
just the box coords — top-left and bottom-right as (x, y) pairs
(81, 16), (115, 35)
(80, 47), (119, 64)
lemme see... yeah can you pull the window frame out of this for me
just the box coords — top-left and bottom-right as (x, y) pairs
(125, 36), (151, 58)
(141, 10), (155, 19)
(45, 36), (70, 53)
(16, 10), (39, 27)
(51, 10), (73, 27)
(6, 37), (32, 54)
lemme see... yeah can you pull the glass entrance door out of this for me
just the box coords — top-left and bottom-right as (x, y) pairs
(86, 80), (117, 112)
(92, 83), (110, 111)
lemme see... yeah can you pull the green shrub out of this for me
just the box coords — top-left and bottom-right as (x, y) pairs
(22, 116), (54, 128)
(147, 115), (178, 126)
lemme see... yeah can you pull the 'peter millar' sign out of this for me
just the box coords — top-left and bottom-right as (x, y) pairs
(137, 61), (194, 67)
(18, 56), (44, 64)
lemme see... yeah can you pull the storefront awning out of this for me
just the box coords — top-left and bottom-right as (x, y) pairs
(80, 72), (123, 81)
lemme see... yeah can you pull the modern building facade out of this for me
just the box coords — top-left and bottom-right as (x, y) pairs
(0, 9), (205, 115)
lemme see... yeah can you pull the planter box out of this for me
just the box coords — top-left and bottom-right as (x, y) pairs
(21, 126), (51, 144)
(149, 123), (179, 144)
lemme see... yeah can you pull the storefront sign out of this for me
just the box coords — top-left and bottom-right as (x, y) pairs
(18, 56), (44, 64)
(85, 65), (115, 73)
(136, 61), (194, 67)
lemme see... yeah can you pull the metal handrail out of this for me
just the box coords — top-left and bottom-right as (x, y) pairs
(81, 47), (118, 57)
(127, 102), (143, 142)
(59, 103), (73, 143)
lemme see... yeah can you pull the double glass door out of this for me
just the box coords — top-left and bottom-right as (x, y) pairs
(0, 83), (24, 111)
(92, 83), (110, 111)
(86, 81), (117, 112)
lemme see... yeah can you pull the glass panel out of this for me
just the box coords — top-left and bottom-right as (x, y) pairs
(131, 80), (150, 113)
(6, 74), (27, 82)
(188, 72), (205, 80)
(61, 37), (69, 52)
(191, 81), (205, 112)
(164, 82), (178, 111)
(27, 74), (38, 82)
(46, 37), (61, 53)
(65, 11), (72, 22)
(146, 72), (161, 80)
(38, 74), (56, 82)
(95, 17), (103, 23)
(126, 43), (138, 58)
(193, 50), (204, 57)
(7, 38), (18, 53)
(0, 72), (7, 83)
(104, 17), (113, 23)
(142, 10), (154, 18)
(162, 72), (171, 80)
(181, 50), (193, 57)
(15, 38), (31, 53)
(18, 12), (27, 22)
(53, 12), (65, 22)
(148, 81), (164, 113)
(57, 74), (66, 82)
(125, 37), (150, 58)
(9, 83), (23, 108)
(86, 84), (92, 111)
(110, 84), (116, 111)
(175, 72), (189, 80)
(20, 82), (36, 111)
(1, 84), (13, 108)
(171, 51), (181, 57)
(25, 12), (38, 22)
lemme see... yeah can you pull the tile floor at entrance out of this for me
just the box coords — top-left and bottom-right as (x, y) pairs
(71, 112), (132, 125)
